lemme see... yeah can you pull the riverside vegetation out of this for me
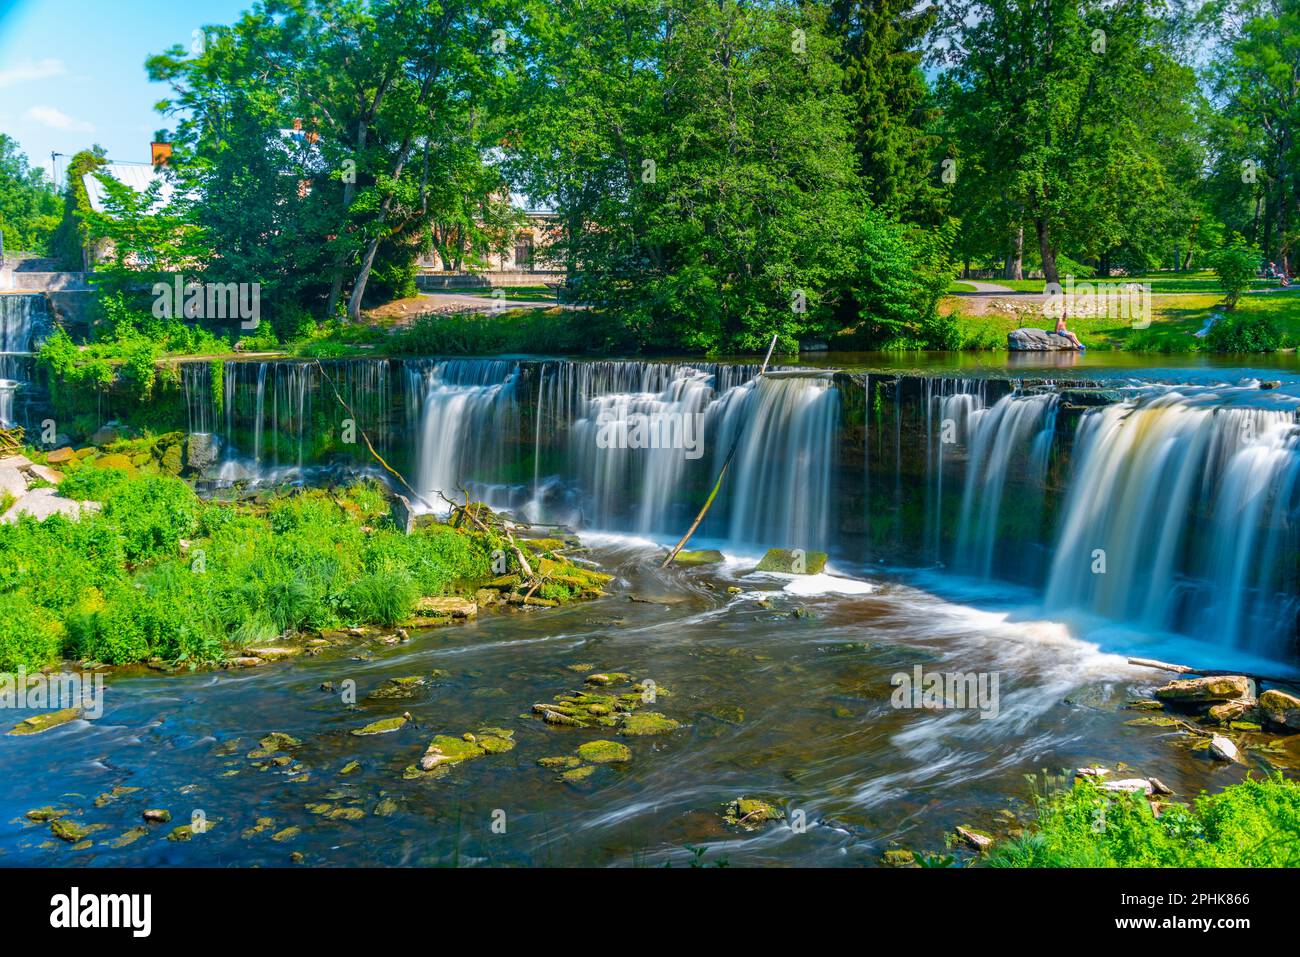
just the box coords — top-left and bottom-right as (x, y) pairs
(0, 440), (609, 673)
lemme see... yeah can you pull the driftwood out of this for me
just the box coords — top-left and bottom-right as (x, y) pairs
(1127, 657), (1300, 691)
(661, 334), (779, 567)
(0, 427), (23, 455)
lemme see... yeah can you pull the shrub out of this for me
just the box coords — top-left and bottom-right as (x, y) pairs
(346, 561), (419, 626)
(1209, 238), (1260, 310)
(102, 475), (198, 563)
(989, 775), (1300, 867)
(0, 593), (65, 671)
(1205, 310), (1281, 352)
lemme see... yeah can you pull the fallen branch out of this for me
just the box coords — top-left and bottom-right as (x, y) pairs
(1127, 657), (1300, 691)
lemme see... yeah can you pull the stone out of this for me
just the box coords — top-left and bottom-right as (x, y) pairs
(1208, 699), (1254, 723)
(351, 715), (409, 736)
(1209, 734), (1240, 763)
(723, 797), (783, 829)
(560, 765), (595, 783)
(45, 447), (75, 464)
(185, 433), (220, 472)
(390, 493), (415, 535)
(8, 707), (81, 735)
(260, 732), (302, 751)
(242, 646), (302, 661)
(576, 740), (632, 764)
(419, 734), (484, 770)
(755, 548), (828, 575)
(1154, 675), (1252, 704)
(1101, 778), (1155, 795)
(1, 488), (99, 524)
(537, 756), (582, 769)
(1007, 327), (1079, 351)
(954, 826), (993, 852)
(414, 596), (477, 618)
(0, 466), (26, 499)
(27, 464), (63, 484)
(142, 809), (172, 823)
(671, 549), (725, 567)
(1259, 689), (1300, 731)
(619, 712), (680, 736)
(882, 849), (915, 867)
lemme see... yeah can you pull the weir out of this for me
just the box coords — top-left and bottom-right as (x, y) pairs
(172, 357), (1300, 661)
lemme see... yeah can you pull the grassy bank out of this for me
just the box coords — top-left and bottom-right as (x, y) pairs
(0, 454), (597, 673)
(946, 289), (1300, 352)
(990, 774), (1300, 867)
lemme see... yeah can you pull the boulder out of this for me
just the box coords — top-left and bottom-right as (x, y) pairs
(1154, 675), (1252, 704)
(184, 433), (220, 473)
(1208, 734), (1240, 763)
(755, 548), (828, 575)
(671, 549), (725, 567)
(1101, 778), (1154, 794)
(0, 488), (99, 524)
(90, 422), (130, 446)
(0, 465), (26, 500)
(45, 447), (75, 464)
(1258, 689), (1300, 731)
(27, 464), (63, 485)
(1007, 327), (1079, 351)
(390, 492), (415, 535)
(414, 596), (477, 618)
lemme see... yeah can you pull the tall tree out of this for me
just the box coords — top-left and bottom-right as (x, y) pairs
(0, 135), (61, 256)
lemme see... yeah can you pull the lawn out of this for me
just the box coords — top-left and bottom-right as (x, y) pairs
(948, 288), (1300, 352)
(960, 270), (1277, 295)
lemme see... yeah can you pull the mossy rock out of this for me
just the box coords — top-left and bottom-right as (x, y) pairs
(577, 740), (632, 764)
(260, 732), (302, 750)
(160, 443), (183, 475)
(754, 548), (827, 575)
(672, 549), (725, 567)
(271, 826), (301, 842)
(93, 785), (141, 808)
(8, 707), (81, 736)
(722, 797), (783, 829)
(538, 755), (582, 769)
(561, 765), (596, 783)
(351, 715), (409, 736)
(96, 453), (136, 474)
(619, 712), (680, 736)
(25, 806), (68, 822)
(419, 734), (485, 770)
(585, 672), (631, 686)
(50, 818), (95, 842)
(110, 826), (148, 848)
(339, 760), (361, 775)
(368, 676), (427, 700)
(882, 849), (915, 867)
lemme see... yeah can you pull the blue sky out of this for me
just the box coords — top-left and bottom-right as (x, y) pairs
(0, 0), (250, 183)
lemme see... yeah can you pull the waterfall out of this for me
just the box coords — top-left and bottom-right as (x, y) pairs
(717, 373), (839, 550)
(1044, 387), (1300, 658)
(954, 391), (1058, 579)
(405, 359), (522, 507)
(0, 294), (49, 428)
(0, 293), (50, 354)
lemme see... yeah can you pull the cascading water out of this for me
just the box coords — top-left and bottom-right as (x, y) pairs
(175, 357), (1300, 662)
(954, 391), (1058, 579)
(1044, 386), (1300, 659)
(0, 294), (50, 428)
(405, 359), (522, 507)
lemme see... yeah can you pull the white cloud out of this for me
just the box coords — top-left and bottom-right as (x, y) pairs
(0, 58), (67, 89)
(24, 105), (93, 133)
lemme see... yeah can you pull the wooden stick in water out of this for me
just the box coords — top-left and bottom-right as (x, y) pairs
(661, 333), (779, 568)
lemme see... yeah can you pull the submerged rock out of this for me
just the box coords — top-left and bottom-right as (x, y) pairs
(722, 797), (783, 829)
(50, 819), (101, 843)
(417, 727), (515, 770)
(537, 756), (582, 769)
(954, 826), (993, 852)
(560, 765), (595, 783)
(142, 809), (172, 823)
(619, 712), (680, 736)
(1209, 734), (1241, 763)
(882, 849), (915, 867)
(7, 707), (81, 736)
(351, 715), (410, 736)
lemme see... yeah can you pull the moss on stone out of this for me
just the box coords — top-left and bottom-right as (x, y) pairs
(755, 548), (828, 575)
(577, 740), (632, 763)
(561, 765), (596, 783)
(8, 707), (81, 736)
(619, 712), (681, 736)
(722, 797), (782, 829)
(538, 755), (582, 769)
(351, 715), (409, 736)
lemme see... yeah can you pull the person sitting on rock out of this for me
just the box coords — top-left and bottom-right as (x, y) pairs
(1054, 310), (1084, 351)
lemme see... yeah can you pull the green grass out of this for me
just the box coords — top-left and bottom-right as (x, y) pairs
(0, 467), (505, 671)
(949, 288), (1300, 352)
(990, 774), (1300, 867)
(963, 270), (1276, 295)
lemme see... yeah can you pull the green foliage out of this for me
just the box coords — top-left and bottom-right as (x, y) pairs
(989, 775), (1300, 867)
(49, 147), (107, 271)
(391, 309), (594, 356)
(1209, 237), (1260, 309)
(0, 474), (504, 670)
(1205, 309), (1282, 351)
(0, 134), (60, 254)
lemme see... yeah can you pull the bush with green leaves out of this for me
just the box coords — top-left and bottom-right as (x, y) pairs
(989, 775), (1300, 867)
(1205, 310), (1282, 352)
(1209, 238), (1261, 310)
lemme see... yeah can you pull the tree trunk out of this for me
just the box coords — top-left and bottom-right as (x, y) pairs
(1004, 224), (1024, 280)
(1034, 216), (1058, 286)
(347, 236), (382, 321)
